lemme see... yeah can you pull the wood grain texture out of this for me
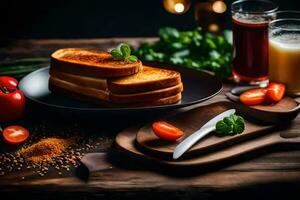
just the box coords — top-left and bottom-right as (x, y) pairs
(0, 38), (300, 200)
(117, 126), (300, 167)
(136, 101), (275, 159)
(235, 97), (300, 123)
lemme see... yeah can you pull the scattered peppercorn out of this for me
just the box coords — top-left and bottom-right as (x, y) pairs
(0, 124), (112, 178)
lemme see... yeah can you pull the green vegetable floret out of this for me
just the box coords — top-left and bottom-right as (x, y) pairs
(216, 114), (245, 135)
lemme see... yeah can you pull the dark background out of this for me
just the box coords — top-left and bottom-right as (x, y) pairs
(0, 0), (298, 39)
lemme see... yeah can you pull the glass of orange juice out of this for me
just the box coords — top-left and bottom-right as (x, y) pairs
(269, 11), (300, 96)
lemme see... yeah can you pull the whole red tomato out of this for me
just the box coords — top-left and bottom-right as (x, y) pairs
(0, 76), (25, 121)
(0, 76), (18, 92)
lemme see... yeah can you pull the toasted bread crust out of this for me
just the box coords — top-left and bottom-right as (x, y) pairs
(50, 66), (181, 94)
(107, 66), (182, 94)
(109, 83), (183, 103)
(51, 48), (142, 78)
(50, 68), (108, 91)
(49, 77), (181, 107)
(49, 83), (115, 107)
(128, 93), (181, 107)
(50, 75), (183, 104)
(49, 77), (110, 101)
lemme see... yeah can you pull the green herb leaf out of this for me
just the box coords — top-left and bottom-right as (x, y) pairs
(215, 114), (245, 135)
(133, 27), (233, 79)
(216, 120), (232, 135)
(126, 55), (138, 62)
(110, 43), (137, 63)
(110, 49), (123, 60)
(120, 44), (131, 58)
(233, 116), (245, 134)
(159, 27), (180, 42)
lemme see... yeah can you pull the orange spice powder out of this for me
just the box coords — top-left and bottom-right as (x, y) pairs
(19, 138), (75, 164)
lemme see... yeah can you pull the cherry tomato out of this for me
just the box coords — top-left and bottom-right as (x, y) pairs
(0, 89), (25, 121)
(240, 88), (267, 106)
(152, 121), (184, 141)
(0, 76), (18, 92)
(2, 125), (29, 144)
(266, 82), (286, 103)
(0, 76), (25, 121)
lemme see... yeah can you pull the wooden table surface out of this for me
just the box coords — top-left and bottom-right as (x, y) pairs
(0, 38), (300, 200)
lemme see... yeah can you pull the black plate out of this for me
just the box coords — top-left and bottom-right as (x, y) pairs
(19, 64), (222, 114)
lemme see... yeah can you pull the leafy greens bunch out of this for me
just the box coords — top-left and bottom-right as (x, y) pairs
(216, 114), (245, 135)
(134, 27), (233, 79)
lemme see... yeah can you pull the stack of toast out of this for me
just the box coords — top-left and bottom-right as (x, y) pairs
(49, 48), (183, 107)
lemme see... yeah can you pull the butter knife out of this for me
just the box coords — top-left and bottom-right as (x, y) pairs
(173, 109), (236, 159)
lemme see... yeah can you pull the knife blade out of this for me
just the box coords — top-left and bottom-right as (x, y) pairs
(173, 109), (236, 159)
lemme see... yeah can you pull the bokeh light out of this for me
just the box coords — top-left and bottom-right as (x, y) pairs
(174, 3), (185, 13)
(163, 0), (191, 14)
(194, 1), (226, 33)
(212, 1), (227, 14)
(208, 23), (219, 32)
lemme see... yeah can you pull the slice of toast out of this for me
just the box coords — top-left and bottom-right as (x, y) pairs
(50, 68), (107, 91)
(49, 76), (182, 105)
(49, 76), (109, 101)
(108, 66), (182, 94)
(109, 83), (183, 103)
(51, 65), (182, 94)
(50, 66), (181, 94)
(49, 77), (181, 107)
(51, 48), (142, 78)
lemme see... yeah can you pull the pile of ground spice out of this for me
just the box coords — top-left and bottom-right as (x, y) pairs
(19, 137), (75, 164)
(0, 123), (112, 178)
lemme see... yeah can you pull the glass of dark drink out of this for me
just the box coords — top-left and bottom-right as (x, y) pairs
(231, 0), (278, 85)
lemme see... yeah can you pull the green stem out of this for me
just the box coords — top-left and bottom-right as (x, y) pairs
(0, 86), (9, 94)
(0, 125), (2, 133)
(0, 57), (49, 67)
(0, 64), (45, 73)
(0, 68), (42, 75)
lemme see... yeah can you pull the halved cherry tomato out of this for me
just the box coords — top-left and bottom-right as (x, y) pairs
(240, 88), (267, 106)
(152, 121), (184, 141)
(2, 125), (29, 144)
(266, 82), (286, 103)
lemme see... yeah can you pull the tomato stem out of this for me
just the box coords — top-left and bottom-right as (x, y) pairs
(0, 125), (2, 133)
(0, 86), (9, 94)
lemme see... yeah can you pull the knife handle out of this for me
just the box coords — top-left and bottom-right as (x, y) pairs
(173, 126), (216, 159)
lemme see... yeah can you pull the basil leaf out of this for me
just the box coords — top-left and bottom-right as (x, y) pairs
(159, 27), (180, 42)
(110, 43), (138, 62)
(133, 27), (233, 79)
(120, 44), (131, 58)
(111, 49), (123, 60)
(126, 55), (138, 62)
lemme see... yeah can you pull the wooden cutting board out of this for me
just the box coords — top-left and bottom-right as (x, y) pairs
(115, 125), (300, 167)
(136, 101), (276, 159)
(135, 99), (300, 159)
(115, 99), (300, 166)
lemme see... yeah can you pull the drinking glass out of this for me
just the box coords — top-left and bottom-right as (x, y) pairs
(269, 11), (300, 96)
(231, 0), (278, 85)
